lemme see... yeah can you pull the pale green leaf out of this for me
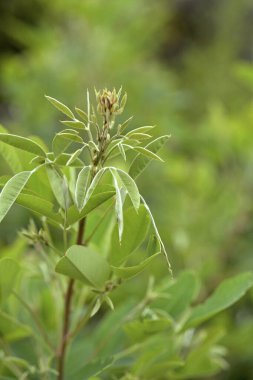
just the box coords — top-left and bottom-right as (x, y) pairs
(45, 95), (74, 119)
(129, 135), (170, 179)
(128, 146), (163, 161)
(75, 107), (88, 121)
(83, 168), (107, 207)
(66, 148), (84, 166)
(183, 272), (253, 329)
(141, 195), (172, 274)
(0, 133), (46, 157)
(118, 142), (126, 161)
(112, 168), (140, 211)
(46, 167), (70, 209)
(60, 120), (85, 129)
(55, 245), (111, 288)
(75, 166), (91, 211)
(126, 126), (155, 135)
(0, 171), (33, 224)
(110, 169), (124, 241)
(0, 125), (23, 173)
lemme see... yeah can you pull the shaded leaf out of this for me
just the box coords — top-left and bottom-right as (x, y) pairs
(115, 168), (140, 211)
(0, 258), (20, 303)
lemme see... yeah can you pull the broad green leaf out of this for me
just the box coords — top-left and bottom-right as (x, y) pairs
(55, 245), (111, 289)
(110, 169), (124, 241)
(0, 171), (33, 224)
(0, 133), (46, 157)
(60, 120), (85, 129)
(45, 95), (74, 119)
(16, 193), (63, 225)
(114, 168), (140, 211)
(75, 166), (91, 211)
(0, 311), (31, 341)
(111, 252), (161, 279)
(141, 195), (172, 274)
(108, 205), (150, 266)
(67, 190), (115, 225)
(129, 135), (170, 179)
(183, 272), (253, 329)
(0, 258), (20, 303)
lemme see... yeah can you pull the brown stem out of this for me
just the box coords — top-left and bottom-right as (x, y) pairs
(57, 218), (86, 380)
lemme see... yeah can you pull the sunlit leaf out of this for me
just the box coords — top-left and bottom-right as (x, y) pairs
(0, 133), (46, 157)
(75, 166), (91, 211)
(45, 95), (74, 119)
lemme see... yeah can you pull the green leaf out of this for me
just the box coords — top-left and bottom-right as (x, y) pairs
(126, 133), (152, 140)
(0, 171), (33, 224)
(183, 272), (253, 329)
(16, 193), (63, 225)
(126, 145), (163, 161)
(54, 152), (84, 167)
(0, 126), (23, 173)
(129, 135), (170, 179)
(60, 120), (85, 129)
(75, 166), (91, 211)
(111, 252), (161, 279)
(0, 258), (20, 303)
(0, 311), (31, 341)
(126, 126), (155, 135)
(83, 168), (107, 207)
(152, 271), (200, 319)
(0, 133), (46, 157)
(53, 132), (83, 156)
(108, 205), (150, 266)
(75, 107), (88, 121)
(55, 245), (111, 289)
(114, 168), (140, 211)
(118, 142), (126, 161)
(67, 190), (115, 225)
(66, 148), (84, 166)
(45, 95), (74, 119)
(110, 169), (124, 241)
(46, 167), (70, 210)
(118, 116), (133, 134)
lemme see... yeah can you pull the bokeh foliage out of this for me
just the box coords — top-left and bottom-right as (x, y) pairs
(0, 0), (253, 379)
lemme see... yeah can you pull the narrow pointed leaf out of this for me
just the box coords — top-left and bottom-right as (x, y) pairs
(84, 168), (107, 207)
(110, 169), (124, 241)
(66, 148), (84, 166)
(141, 195), (172, 274)
(60, 120), (85, 129)
(115, 168), (140, 211)
(129, 135), (170, 179)
(45, 95), (74, 119)
(0, 133), (46, 157)
(111, 252), (161, 279)
(75, 166), (91, 210)
(75, 107), (88, 121)
(118, 143), (126, 161)
(128, 146), (163, 161)
(126, 126), (155, 135)
(0, 171), (33, 223)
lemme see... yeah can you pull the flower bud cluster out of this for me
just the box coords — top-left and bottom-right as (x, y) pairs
(96, 88), (127, 121)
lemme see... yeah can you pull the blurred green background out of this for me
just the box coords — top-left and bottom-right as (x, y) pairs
(0, 0), (253, 378)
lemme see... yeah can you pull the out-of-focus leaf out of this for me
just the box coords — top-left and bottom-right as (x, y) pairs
(0, 258), (20, 303)
(183, 272), (253, 329)
(0, 311), (31, 341)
